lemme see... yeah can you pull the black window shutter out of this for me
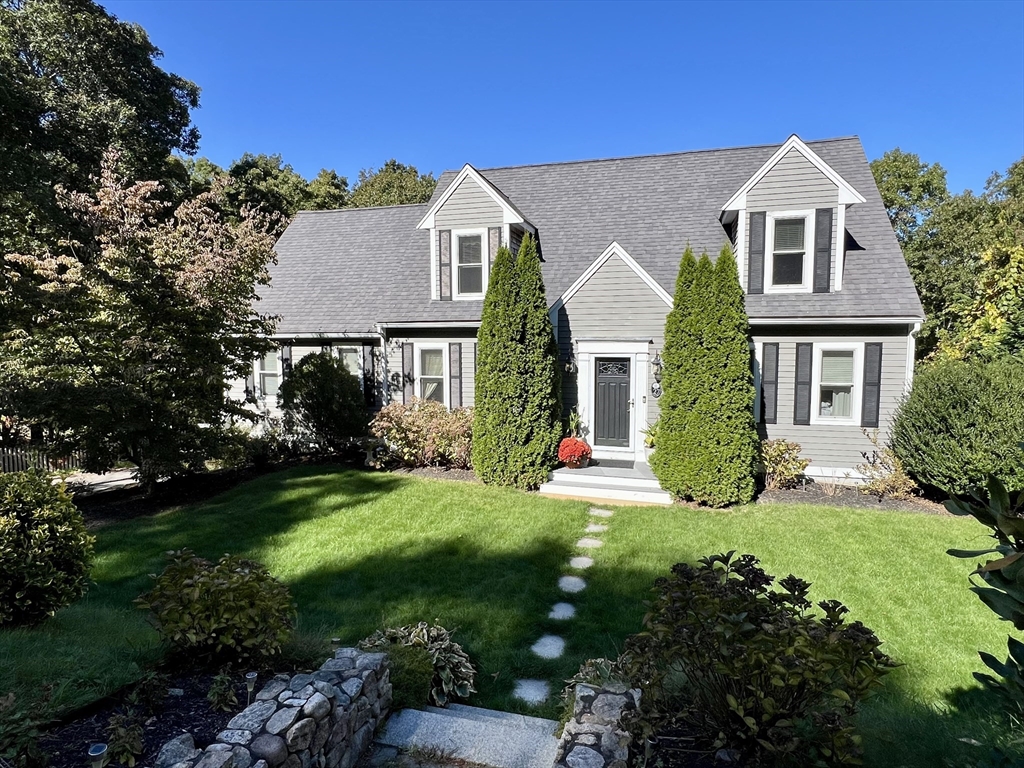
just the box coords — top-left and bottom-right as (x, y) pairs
(748, 211), (765, 294)
(244, 367), (256, 402)
(813, 208), (833, 293)
(362, 344), (375, 408)
(794, 343), (812, 425)
(861, 343), (883, 428)
(762, 343), (779, 424)
(280, 345), (292, 379)
(449, 343), (462, 409)
(439, 230), (452, 301)
(402, 343), (414, 403)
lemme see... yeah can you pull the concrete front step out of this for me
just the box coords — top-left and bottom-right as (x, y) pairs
(548, 468), (657, 489)
(426, 704), (558, 737)
(379, 707), (559, 768)
(538, 478), (673, 505)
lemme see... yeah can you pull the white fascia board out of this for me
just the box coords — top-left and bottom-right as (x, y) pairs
(721, 134), (867, 212)
(416, 164), (528, 229)
(748, 316), (924, 326)
(378, 320), (482, 329)
(551, 241), (673, 312)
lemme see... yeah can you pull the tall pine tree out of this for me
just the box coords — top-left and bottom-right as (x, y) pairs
(687, 245), (758, 505)
(650, 247), (698, 496)
(472, 234), (561, 488)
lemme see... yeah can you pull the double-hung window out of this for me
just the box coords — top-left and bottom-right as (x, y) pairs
(766, 211), (814, 291)
(335, 346), (363, 390)
(811, 343), (863, 424)
(417, 347), (446, 404)
(258, 350), (280, 398)
(454, 231), (485, 298)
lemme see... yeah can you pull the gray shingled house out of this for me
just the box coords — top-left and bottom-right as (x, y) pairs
(237, 135), (924, 504)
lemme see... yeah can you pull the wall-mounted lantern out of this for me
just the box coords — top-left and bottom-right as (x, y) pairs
(650, 352), (664, 398)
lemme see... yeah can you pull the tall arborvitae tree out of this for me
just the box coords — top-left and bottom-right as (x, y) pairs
(687, 245), (758, 505)
(514, 234), (563, 488)
(650, 247), (698, 497)
(472, 234), (561, 489)
(472, 245), (519, 484)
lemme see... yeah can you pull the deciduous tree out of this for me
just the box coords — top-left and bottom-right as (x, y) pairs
(1, 149), (278, 487)
(348, 159), (436, 208)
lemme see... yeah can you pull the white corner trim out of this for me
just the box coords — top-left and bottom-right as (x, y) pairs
(416, 164), (527, 229)
(835, 204), (846, 291)
(721, 135), (867, 212)
(905, 322), (921, 395)
(736, 209), (747, 291)
(551, 241), (673, 313)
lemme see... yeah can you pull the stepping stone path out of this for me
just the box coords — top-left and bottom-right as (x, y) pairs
(514, 506), (614, 705)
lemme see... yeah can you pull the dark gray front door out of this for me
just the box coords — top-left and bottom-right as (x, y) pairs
(594, 358), (631, 447)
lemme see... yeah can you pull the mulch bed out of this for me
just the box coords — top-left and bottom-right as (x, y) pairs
(755, 482), (949, 515)
(39, 672), (248, 768)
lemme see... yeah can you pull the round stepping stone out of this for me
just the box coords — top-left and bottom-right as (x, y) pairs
(569, 556), (594, 569)
(585, 523), (608, 533)
(559, 575), (587, 593)
(589, 507), (614, 517)
(531, 635), (565, 659)
(577, 537), (603, 549)
(549, 602), (576, 620)
(513, 679), (550, 704)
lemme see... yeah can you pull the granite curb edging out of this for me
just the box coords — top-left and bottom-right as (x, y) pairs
(154, 649), (391, 768)
(554, 683), (640, 768)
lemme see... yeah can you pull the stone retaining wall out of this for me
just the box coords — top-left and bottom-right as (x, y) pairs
(155, 649), (391, 768)
(554, 683), (640, 768)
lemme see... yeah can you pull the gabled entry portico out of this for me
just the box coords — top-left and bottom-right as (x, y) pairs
(573, 338), (651, 464)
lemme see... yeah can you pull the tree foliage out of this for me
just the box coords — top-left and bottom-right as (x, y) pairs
(651, 246), (757, 506)
(348, 159), (436, 208)
(872, 150), (1023, 359)
(472, 234), (561, 489)
(0, 0), (200, 253)
(1, 149), (278, 485)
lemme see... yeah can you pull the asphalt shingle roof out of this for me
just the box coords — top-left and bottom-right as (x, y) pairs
(261, 136), (923, 335)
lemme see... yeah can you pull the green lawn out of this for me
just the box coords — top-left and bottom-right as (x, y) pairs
(0, 465), (1013, 767)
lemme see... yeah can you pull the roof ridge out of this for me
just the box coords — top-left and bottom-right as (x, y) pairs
(295, 202), (428, 215)
(463, 136), (862, 175)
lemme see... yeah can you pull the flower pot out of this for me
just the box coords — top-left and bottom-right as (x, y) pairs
(566, 457), (589, 469)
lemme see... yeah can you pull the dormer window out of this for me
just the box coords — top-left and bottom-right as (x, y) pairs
(454, 229), (487, 299)
(766, 210), (814, 292)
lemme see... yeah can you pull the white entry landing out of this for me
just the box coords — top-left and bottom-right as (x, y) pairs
(538, 460), (672, 505)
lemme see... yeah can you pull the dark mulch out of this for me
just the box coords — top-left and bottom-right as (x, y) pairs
(641, 728), (725, 767)
(387, 466), (479, 484)
(39, 672), (249, 768)
(755, 481), (949, 515)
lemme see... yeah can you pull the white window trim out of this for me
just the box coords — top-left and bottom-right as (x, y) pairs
(255, 349), (282, 401)
(765, 209), (815, 294)
(752, 341), (762, 424)
(414, 343), (449, 407)
(810, 342), (864, 426)
(333, 345), (364, 391)
(451, 228), (489, 300)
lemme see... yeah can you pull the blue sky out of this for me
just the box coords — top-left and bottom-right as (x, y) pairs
(101, 0), (1023, 195)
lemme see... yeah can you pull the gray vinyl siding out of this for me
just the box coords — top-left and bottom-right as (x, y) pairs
(752, 325), (912, 471)
(434, 176), (503, 228)
(746, 148), (839, 210)
(384, 330), (478, 407)
(743, 207), (838, 292)
(561, 254), (670, 430)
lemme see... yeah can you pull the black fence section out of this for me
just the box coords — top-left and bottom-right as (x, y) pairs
(0, 446), (86, 474)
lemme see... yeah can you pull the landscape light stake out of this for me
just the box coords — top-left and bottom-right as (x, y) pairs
(245, 671), (258, 706)
(88, 743), (108, 768)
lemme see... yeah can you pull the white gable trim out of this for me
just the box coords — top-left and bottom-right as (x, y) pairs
(550, 241), (673, 314)
(722, 135), (866, 212)
(416, 164), (528, 229)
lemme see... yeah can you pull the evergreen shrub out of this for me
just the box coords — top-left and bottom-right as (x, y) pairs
(278, 351), (367, 453)
(472, 235), (561, 488)
(891, 357), (1024, 494)
(0, 470), (94, 627)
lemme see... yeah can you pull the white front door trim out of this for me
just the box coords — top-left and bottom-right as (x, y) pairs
(575, 338), (651, 464)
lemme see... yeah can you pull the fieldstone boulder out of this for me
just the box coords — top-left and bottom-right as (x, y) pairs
(216, 730), (253, 746)
(195, 750), (235, 768)
(257, 680), (289, 702)
(250, 734), (287, 767)
(303, 692), (330, 720)
(565, 746), (604, 768)
(228, 700), (278, 732)
(156, 734), (199, 768)
(285, 718), (316, 752)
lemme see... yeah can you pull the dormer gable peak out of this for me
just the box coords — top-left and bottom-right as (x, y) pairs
(417, 163), (529, 229)
(721, 134), (866, 214)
